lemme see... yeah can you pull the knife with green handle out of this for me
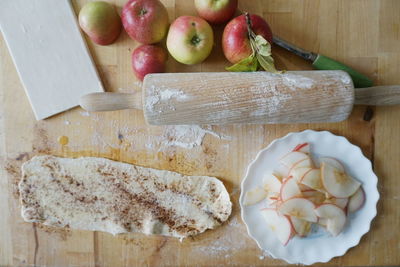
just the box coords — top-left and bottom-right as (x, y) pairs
(273, 36), (373, 88)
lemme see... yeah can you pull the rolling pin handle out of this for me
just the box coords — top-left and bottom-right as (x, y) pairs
(79, 92), (143, 112)
(354, 85), (400, 106)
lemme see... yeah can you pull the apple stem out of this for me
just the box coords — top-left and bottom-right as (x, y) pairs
(244, 12), (256, 40)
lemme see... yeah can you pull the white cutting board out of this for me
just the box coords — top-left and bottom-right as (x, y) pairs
(0, 0), (104, 120)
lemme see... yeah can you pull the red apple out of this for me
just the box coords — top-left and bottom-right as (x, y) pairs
(131, 45), (167, 81)
(194, 0), (238, 24)
(122, 0), (169, 44)
(166, 16), (214, 65)
(222, 14), (273, 63)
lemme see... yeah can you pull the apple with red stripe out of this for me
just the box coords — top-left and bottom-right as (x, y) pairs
(222, 14), (273, 64)
(131, 45), (167, 81)
(122, 0), (169, 44)
(194, 0), (238, 24)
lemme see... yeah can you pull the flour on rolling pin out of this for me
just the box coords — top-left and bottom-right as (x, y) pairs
(145, 85), (192, 113)
(0, 0), (104, 120)
(143, 71), (354, 125)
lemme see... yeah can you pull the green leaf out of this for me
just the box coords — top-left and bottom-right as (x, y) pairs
(256, 53), (282, 74)
(254, 35), (272, 57)
(226, 54), (259, 72)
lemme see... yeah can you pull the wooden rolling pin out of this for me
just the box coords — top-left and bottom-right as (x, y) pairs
(80, 71), (400, 125)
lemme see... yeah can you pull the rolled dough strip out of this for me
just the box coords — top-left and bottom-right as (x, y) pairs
(19, 156), (232, 238)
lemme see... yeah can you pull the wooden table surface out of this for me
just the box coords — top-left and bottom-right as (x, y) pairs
(1, 0), (399, 266)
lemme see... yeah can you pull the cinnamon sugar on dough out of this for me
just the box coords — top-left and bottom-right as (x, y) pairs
(19, 156), (232, 238)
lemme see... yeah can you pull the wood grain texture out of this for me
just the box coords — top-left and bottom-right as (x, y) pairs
(0, 0), (399, 266)
(354, 85), (400, 106)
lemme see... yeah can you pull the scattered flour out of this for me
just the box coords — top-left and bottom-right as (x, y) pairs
(192, 216), (248, 258)
(75, 111), (230, 150)
(159, 88), (189, 101)
(159, 125), (230, 149)
(145, 85), (192, 113)
(79, 111), (90, 117)
(161, 125), (207, 149)
(282, 73), (315, 89)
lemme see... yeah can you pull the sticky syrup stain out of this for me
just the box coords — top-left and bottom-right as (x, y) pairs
(57, 136), (69, 146)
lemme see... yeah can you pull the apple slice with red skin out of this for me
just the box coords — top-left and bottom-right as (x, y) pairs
(315, 203), (347, 236)
(293, 143), (310, 154)
(266, 193), (280, 207)
(261, 209), (294, 246)
(263, 173), (282, 195)
(278, 197), (318, 223)
(321, 162), (361, 198)
(347, 187), (365, 213)
(301, 168), (325, 193)
(280, 178), (302, 201)
(290, 167), (312, 182)
(298, 183), (312, 191)
(267, 199), (281, 208)
(287, 158), (313, 178)
(302, 190), (326, 205)
(325, 197), (349, 209)
(280, 152), (309, 169)
(290, 216), (311, 237)
(243, 186), (267, 206)
(319, 157), (345, 172)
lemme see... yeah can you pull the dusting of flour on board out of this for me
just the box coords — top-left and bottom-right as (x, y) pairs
(72, 112), (231, 151)
(192, 216), (248, 258)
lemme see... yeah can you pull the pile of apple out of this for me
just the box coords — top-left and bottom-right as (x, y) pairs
(244, 143), (365, 245)
(78, 0), (274, 81)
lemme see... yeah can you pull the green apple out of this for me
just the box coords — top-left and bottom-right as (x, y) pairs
(166, 16), (214, 65)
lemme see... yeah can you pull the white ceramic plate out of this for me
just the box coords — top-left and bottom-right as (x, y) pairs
(240, 130), (379, 265)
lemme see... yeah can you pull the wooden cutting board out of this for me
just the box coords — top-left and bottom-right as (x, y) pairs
(0, 0), (399, 266)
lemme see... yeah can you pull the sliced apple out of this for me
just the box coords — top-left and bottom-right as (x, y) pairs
(302, 190), (326, 205)
(290, 167), (312, 182)
(298, 183), (312, 191)
(267, 199), (278, 208)
(290, 216), (311, 237)
(318, 217), (328, 227)
(278, 197), (318, 222)
(280, 178), (302, 201)
(325, 197), (348, 209)
(261, 209), (293, 246)
(319, 157), (344, 172)
(347, 187), (365, 213)
(280, 151), (309, 168)
(266, 193), (280, 207)
(287, 158), (314, 178)
(293, 143), (310, 154)
(301, 168), (325, 193)
(290, 157), (313, 171)
(244, 186), (267, 206)
(262, 173), (282, 195)
(315, 203), (347, 236)
(272, 172), (284, 182)
(321, 162), (361, 198)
